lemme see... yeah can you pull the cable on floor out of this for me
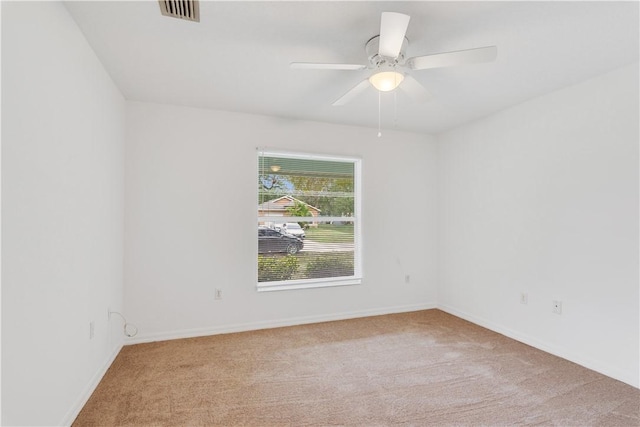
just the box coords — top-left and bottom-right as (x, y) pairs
(109, 311), (138, 337)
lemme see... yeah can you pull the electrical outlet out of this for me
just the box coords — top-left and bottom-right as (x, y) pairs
(89, 321), (95, 339)
(405, 275), (410, 284)
(520, 292), (528, 305)
(552, 300), (562, 315)
(215, 288), (223, 300)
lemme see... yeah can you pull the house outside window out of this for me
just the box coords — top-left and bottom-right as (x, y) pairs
(257, 150), (362, 291)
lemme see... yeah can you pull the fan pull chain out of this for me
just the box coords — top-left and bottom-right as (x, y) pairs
(393, 68), (399, 128)
(377, 91), (382, 137)
(393, 88), (398, 128)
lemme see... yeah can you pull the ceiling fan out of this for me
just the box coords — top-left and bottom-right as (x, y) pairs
(290, 12), (497, 106)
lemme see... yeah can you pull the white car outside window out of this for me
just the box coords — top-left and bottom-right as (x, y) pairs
(281, 222), (305, 239)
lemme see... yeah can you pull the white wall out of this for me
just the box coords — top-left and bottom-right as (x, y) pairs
(124, 102), (438, 341)
(1, 2), (125, 425)
(437, 63), (639, 387)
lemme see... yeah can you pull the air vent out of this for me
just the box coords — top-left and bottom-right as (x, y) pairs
(158, 0), (200, 22)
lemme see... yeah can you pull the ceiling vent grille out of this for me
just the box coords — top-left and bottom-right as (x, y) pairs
(158, 0), (200, 22)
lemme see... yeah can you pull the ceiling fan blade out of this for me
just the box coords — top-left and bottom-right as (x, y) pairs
(332, 79), (371, 106)
(398, 75), (432, 103)
(290, 62), (366, 71)
(378, 12), (410, 58)
(408, 46), (497, 70)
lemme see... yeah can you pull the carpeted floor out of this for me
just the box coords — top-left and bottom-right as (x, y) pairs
(73, 310), (639, 426)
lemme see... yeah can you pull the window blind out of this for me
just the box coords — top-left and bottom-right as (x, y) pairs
(257, 150), (361, 291)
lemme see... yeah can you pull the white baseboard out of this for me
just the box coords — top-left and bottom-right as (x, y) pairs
(60, 343), (124, 426)
(438, 304), (639, 389)
(126, 303), (437, 345)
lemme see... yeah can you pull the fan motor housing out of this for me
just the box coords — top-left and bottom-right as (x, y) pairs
(365, 35), (408, 68)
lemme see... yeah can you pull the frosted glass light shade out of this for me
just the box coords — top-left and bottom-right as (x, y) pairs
(369, 71), (404, 92)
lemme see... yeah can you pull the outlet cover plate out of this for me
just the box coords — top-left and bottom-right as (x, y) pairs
(553, 300), (562, 314)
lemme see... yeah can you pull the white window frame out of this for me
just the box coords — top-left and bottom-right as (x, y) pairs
(257, 149), (362, 292)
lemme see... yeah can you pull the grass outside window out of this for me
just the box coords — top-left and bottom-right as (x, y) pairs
(305, 224), (354, 243)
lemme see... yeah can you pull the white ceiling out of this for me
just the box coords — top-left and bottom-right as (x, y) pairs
(65, 1), (639, 135)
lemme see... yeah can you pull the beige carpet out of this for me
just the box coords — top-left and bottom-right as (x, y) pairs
(74, 310), (639, 426)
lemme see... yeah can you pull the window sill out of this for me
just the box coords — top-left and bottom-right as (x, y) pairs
(257, 277), (362, 292)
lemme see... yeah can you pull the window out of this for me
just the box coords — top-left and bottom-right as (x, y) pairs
(257, 150), (362, 291)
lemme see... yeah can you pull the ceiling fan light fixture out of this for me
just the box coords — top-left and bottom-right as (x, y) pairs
(369, 70), (404, 92)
